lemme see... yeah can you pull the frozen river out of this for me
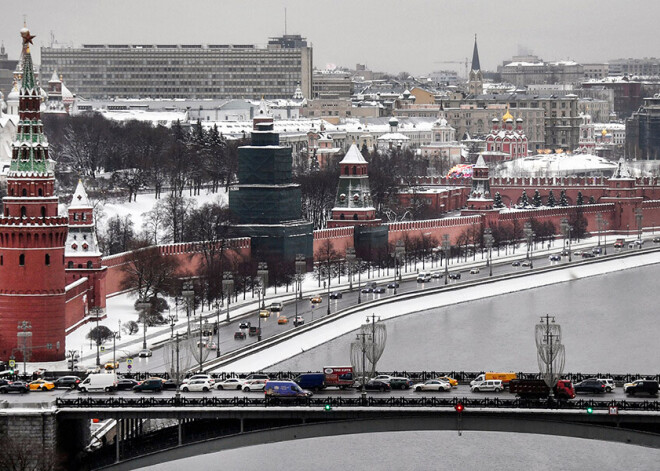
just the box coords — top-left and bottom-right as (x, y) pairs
(137, 262), (660, 470)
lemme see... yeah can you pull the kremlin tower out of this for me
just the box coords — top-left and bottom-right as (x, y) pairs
(0, 26), (68, 362)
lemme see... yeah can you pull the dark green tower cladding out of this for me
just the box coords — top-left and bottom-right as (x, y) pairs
(229, 117), (313, 263)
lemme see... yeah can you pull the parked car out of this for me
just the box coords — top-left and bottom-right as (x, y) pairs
(574, 378), (606, 394)
(234, 331), (246, 340)
(416, 272), (432, 282)
(329, 291), (343, 299)
(258, 309), (270, 318)
(511, 261), (521, 267)
(29, 379), (56, 391)
(182, 374), (215, 386)
(216, 378), (245, 390)
(373, 286), (386, 294)
(52, 376), (82, 389)
(293, 316), (305, 327)
(133, 379), (163, 392)
(363, 380), (391, 392)
(389, 377), (413, 390)
(549, 255), (561, 262)
(242, 379), (267, 392)
(270, 302), (283, 312)
(239, 321), (251, 329)
(0, 381), (29, 394)
(138, 349), (152, 358)
(277, 316), (289, 325)
(624, 379), (659, 396)
(181, 379), (212, 392)
(469, 268), (480, 274)
(386, 281), (400, 289)
(435, 376), (458, 387)
(470, 379), (503, 393)
(413, 380), (451, 392)
(115, 378), (139, 391)
(310, 294), (322, 304)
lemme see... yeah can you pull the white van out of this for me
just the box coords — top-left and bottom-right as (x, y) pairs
(79, 373), (118, 393)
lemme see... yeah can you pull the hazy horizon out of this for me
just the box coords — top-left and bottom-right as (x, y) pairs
(2, 0), (659, 77)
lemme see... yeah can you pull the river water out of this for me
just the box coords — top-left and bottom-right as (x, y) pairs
(137, 263), (660, 470)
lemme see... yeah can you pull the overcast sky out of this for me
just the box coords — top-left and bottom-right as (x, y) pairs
(2, 0), (659, 76)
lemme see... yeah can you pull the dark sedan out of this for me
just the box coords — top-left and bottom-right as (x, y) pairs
(0, 381), (30, 394)
(116, 378), (140, 391)
(329, 291), (343, 299)
(163, 379), (177, 390)
(574, 379), (606, 394)
(386, 281), (399, 289)
(373, 286), (386, 294)
(53, 376), (82, 389)
(133, 379), (163, 392)
(363, 380), (391, 392)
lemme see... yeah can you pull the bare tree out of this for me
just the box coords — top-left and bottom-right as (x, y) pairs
(120, 239), (181, 301)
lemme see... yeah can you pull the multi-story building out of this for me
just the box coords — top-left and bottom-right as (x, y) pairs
(312, 71), (352, 99)
(608, 58), (660, 77)
(582, 78), (643, 118)
(499, 57), (584, 86)
(0, 43), (18, 98)
(626, 94), (660, 160)
(583, 63), (609, 80)
(40, 34), (313, 100)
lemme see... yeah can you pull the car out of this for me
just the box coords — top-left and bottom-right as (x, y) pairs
(329, 291), (343, 299)
(29, 379), (55, 391)
(511, 261), (521, 267)
(549, 255), (561, 262)
(115, 378), (140, 391)
(592, 247), (602, 255)
(293, 316), (305, 327)
(387, 281), (400, 289)
(635, 239), (644, 246)
(239, 321), (251, 329)
(270, 302), (283, 312)
(248, 326), (261, 336)
(574, 378), (606, 394)
(435, 376), (459, 387)
(590, 377), (615, 392)
(138, 349), (152, 358)
(573, 250), (583, 256)
(0, 381), (29, 394)
(234, 331), (246, 340)
(371, 374), (394, 383)
(470, 379), (503, 393)
(469, 268), (480, 274)
(53, 376), (82, 389)
(245, 373), (269, 380)
(242, 379), (267, 392)
(215, 378), (245, 390)
(431, 272), (442, 279)
(416, 273), (432, 282)
(373, 286), (386, 294)
(560, 250), (570, 256)
(133, 379), (163, 392)
(258, 309), (270, 318)
(361, 282), (377, 293)
(448, 273), (461, 280)
(310, 294), (322, 304)
(654, 237), (660, 243)
(581, 252), (595, 258)
(181, 379), (212, 392)
(277, 316), (289, 325)
(104, 361), (119, 370)
(389, 377), (414, 390)
(521, 260), (532, 267)
(363, 380), (391, 391)
(182, 374), (215, 385)
(623, 379), (659, 396)
(413, 380), (451, 392)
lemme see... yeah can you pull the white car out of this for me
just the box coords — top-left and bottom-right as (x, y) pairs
(594, 377), (616, 392)
(470, 268), (480, 274)
(371, 375), (394, 383)
(413, 380), (451, 392)
(182, 374), (215, 386)
(242, 379), (267, 392)
(181, 379), (212, 392)
(215, 378), (245, 390)
(470, 379), (503, 392)
(416, 273), (432, 282)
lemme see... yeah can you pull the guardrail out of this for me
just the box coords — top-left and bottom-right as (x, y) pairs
(56, 396), (660, 411)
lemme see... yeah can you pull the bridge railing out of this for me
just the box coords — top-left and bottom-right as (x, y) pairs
(56, 396), (660, 411)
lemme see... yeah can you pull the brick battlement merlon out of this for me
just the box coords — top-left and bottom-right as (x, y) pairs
(0, 216), (68, 226)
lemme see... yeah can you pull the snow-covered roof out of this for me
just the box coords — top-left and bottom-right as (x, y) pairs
(377, 132), (410, 141)
(69, 180), (92, 209)
(495, 153), (618, 177)
(340, 144), (367, 164)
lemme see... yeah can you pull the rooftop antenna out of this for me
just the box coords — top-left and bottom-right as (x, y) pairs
(284, 8), (287, 36)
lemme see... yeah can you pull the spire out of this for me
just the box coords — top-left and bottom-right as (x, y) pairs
(20, 24), (36, 91)
(471, 34), (481, 72)
(70, 180), (92, 209)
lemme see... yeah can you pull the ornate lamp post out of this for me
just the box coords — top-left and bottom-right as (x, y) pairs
(483, 227), (494, 277)
(596, 213), (603, 248)
(168, 314), (176, 339)
(257, 263), (268, 309)
(635, 207), (643, 244)
(560, 218), (573, 262)
(295, 254), (306, 320)
(357, 258), (362, 304)
(182, 282), (195, 334)
(346, 247), (356, 291)
(524, 221), (534, 269)
(393, 240), (405, 294)
(136, 301), (151, 350)
(442, 234), (451, 285)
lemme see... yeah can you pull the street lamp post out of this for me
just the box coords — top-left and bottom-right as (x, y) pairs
(182, 282), (195, 335)
(136, 301), (151, 350)
(357, 258), (362, 304)
(257, 263), (268, 309)
(168, 314), (176, 339)
(346, 247), (356, 291)
(635, 207), (643, 245)
(394, 240), (405, 294)
(561, 218), (573, 262)
(603, 219), (609, 255)
(596, 213), (603, 248)
(295, 254), (306, 319)
(524, 221), (534, 269)
(483, 227), (494, 277)
(442, 234), (450, 285)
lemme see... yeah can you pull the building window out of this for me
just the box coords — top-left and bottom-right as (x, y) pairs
(38, 188), (43, 196)
(22, 189), (27, 196)
(45, 254), (50, 266)
(19, 254), (25, 266)
(20, 207), (26, 218)
(41, 207), (46, 218)
(353, 214), (358, 220)
(87, 261), (93, 269)
(68, 261), (74, 268)
(0, 255), (3, 265)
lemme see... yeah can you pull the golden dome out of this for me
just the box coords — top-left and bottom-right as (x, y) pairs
(502, 108), (513, 122)
(601, 129), (608, 136)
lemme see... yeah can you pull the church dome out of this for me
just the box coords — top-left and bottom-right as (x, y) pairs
(502, 109), (514, 121)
